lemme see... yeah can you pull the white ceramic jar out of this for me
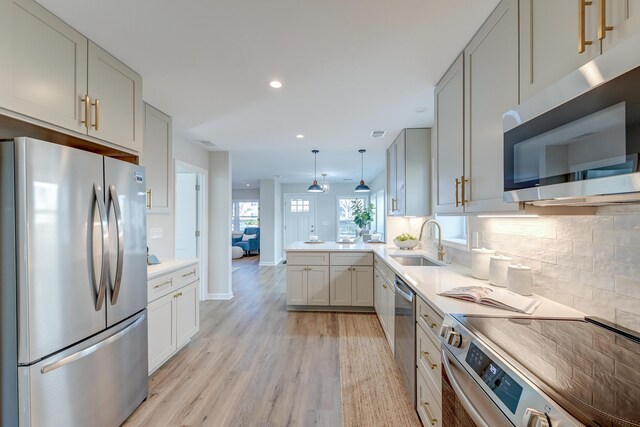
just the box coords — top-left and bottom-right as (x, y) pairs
(489, 255), (513, 287)
(507, 264), (533, 296)
(471, 248), (495, 280)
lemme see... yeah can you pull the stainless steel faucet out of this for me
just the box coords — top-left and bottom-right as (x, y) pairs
(419, 219), (445, 261)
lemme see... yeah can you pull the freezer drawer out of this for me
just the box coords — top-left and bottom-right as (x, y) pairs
(19, 311), (148, 427)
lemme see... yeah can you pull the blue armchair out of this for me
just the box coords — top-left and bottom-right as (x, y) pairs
(232, 227), (260, 255)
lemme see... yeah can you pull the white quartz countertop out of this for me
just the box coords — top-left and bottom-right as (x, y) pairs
(147, 258), (199, 281)
(285, 242), (585, 320)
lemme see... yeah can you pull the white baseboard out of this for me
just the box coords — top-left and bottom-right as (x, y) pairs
(259, 258), (284, 267)
(206, 292), (234, 300)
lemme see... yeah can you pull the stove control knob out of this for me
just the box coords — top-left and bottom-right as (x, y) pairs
(446, 329), (463, 348)
(522, 408), (550, 427)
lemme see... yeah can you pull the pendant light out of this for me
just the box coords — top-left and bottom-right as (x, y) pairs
(307, 150), (323, 193)
(321, 173), (330, 192)
(354, 149), (371, 192)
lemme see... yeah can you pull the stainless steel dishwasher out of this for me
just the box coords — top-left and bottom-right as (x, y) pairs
(394, 276), (416, 407)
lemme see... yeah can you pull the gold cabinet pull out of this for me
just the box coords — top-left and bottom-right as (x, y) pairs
(421, 401), (438, 426)
(81, 95), (90, 128)
(597, 0), (613, 39)
(146, 189), (152, 209)
(422, 314), (437, 329)
(153, 279), (172, 289)
(182, 270), (196, 278)
(455, 177), (460, 207)
(461, 175), (468, 207)
(422, 351), (438, 370)
(91, 98), (100, 130)
(579, 0), (594, 53)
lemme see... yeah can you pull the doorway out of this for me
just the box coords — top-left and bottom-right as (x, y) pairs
(175, 160), (208, 300)
(284, 194), (317, 248)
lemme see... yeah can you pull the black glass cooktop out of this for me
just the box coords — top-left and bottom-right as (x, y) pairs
(458, 315), (640, 427)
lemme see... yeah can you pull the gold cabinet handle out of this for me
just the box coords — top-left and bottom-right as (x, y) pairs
(81, 95), (90, 128)
(91, 98), (100, 130)
(422, 351), (438, 370)
(421, 401), (438, 426)
(455, 177), (460, 207)
(579, 0), (594, 53)
(182, 270), (196, 278)
(153, 279), (172, 289)
(383, 283), (388, 289)
(422, 314), (437, 329)
(597, 0), (613, 39)
(146, 189), (152, 209)
(461, 175), (468, 207)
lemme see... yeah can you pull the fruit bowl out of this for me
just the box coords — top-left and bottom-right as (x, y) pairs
(393, 238), (419, 249)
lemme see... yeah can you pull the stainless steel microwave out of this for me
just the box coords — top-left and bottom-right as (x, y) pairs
(503, 32), (640, 206)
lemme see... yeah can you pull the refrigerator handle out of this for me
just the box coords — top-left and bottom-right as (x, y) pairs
(108, 185), (124, 305)
(93, 184), (109, 311)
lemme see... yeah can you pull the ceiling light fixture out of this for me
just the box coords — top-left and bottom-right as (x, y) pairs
(354, 149), (371, 193)
(296, 134), (304, 139)
(321, 173), (329, 192)
(246, 184), (251, 187)
(307, 150), (323, 193)
(269, 80), (282, 89)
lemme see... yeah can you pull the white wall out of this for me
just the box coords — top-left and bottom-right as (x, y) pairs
(259, 179), (283, 265)
(232, 188), (260, 200)
(207, 151), (233, 299)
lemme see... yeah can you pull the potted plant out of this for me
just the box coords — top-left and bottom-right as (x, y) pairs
(351, 200), (375, 236)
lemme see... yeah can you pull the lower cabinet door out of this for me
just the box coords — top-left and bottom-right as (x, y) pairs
(286, 266), (308, 305)
(176, 281), (200, 348)
(374, 271), (384, 324)
(307, 266), (329, 306)
(417, 369), (443, 427)
(352, 266), (374, 306)
(385, 281), (395, 351)
(330, 266), (352, 305)
(148, 292), (176, 374)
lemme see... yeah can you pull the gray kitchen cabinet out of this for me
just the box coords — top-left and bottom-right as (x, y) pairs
(434, 54), (465, 214)
(463, 0), (520, 213)
(141, 104), (173, 213)
(88, 41), (143, 152)
(330, 266), (353, 306)
(0, 0), (88, 133)
(601, 0), (640, 52)
(306, 266), (330, 306)
(387, 129), (431, 217)
(0, 0), (143, 153)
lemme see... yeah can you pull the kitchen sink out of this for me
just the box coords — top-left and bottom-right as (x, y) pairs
(390, 255), (443, 267)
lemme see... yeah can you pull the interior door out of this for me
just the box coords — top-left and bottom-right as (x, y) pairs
(175, 172), (198, 258)
(284, 195), (316, 247)
(16, 138), (107, 364)
(104, 157), (147, 327)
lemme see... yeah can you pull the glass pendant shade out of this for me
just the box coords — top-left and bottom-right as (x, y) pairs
(354, 149), (371, 193)
(321, 174), (330, 192)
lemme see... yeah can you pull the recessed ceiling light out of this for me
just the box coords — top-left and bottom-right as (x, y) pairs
(296, 134), (304, 139)
(246, 184), (250, 187)
(415, 107), (426, 113)
(269, 80), (282, 89)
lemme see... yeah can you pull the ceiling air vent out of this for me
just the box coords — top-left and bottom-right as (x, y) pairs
(369, 130), (387, 139)
(199, 140), (217, 149)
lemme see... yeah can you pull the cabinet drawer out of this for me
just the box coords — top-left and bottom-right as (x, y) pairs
(330, 252), (372, 266)
(148, 274), (175, 302)
(287, 252), (329, 266)
(417, 322), (442, 397)
(417, 297), (443, 343)
(417, 369), (442, 427)
(174, 264), (199, 288)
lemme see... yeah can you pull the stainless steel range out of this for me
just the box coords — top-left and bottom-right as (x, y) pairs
(440, 314), (640, 427)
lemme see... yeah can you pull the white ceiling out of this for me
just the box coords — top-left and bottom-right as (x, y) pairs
(38, 0), (500, 187)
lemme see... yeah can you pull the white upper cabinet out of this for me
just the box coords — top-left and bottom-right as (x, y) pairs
(0, 0), (87, 133)
(434, 55), (465, 214)
(88, 41), (143, 152)
(0, 0), (143, 153)
(463, 0), (519, 213)
(387, 129), (431, 217)
(141, 104), (173, 213)
(601, 0), (640, 51)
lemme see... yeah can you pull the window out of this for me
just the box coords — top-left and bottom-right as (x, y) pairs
(290, 198), (310, 213)
(231, 200), (259, 232)
(434, 214), (468, 248)
(336, 196), (368, 239)
(370, 189), (385, 239)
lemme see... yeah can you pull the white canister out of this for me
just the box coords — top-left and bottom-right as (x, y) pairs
(489, 255), (513, 287)
(471, 248), (495, 280)
(507, 264), (533, 296)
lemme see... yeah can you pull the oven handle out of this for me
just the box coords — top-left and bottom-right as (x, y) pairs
(441, 348), (490, 427)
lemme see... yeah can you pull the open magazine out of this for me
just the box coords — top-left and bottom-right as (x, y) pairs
(438, 286), (541, 314)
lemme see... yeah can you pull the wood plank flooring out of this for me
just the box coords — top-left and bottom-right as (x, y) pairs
(125, 255), (420, 427)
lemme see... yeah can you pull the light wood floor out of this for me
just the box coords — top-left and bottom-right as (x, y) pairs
(125, 256), (420, 426)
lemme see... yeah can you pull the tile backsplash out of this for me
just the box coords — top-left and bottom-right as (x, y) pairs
(416, 206), (640, 333)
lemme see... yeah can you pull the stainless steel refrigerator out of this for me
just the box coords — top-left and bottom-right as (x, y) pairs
(0, 137), (148, 426)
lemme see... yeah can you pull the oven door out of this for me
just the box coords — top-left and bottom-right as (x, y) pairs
(441, 347), (512, 427)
